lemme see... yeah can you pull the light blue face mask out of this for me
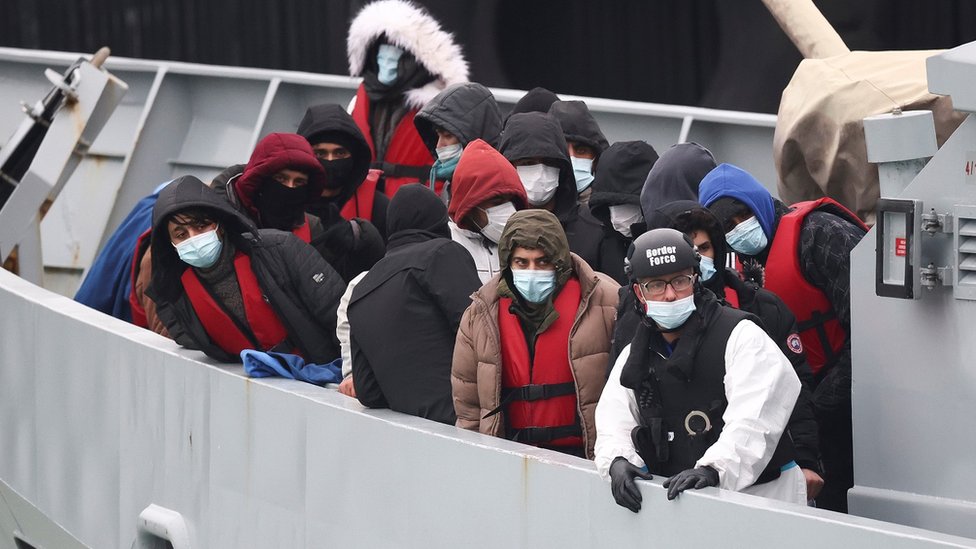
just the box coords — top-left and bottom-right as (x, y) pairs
(725, 216), (768, 256)
(571, 156), (595, 193)
(643, 293), (696, 330)
(699, 255), (716, 281)
(432, 143), (462, 179)
(511, 269), (557, 304)
(174, 228), (222, 269)
(376, 44), (404, 86)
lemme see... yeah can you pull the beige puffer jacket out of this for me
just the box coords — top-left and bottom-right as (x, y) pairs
(451, 254), (618, 459)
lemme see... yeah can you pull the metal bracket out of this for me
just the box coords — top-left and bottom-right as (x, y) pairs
(921, 209), (954, 235)
(920, 263), (953, 289)
(44, 67), (80, 102)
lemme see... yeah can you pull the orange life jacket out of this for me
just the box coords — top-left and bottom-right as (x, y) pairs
(498, 278), (583, 449)
(128, 228), (153, 328)
(350, 84), (439, 197)
(181, 252), (294, 358)
(292, 214), (312, 243)
(762, 198), (867, 374)
(340, 169), (381, 222)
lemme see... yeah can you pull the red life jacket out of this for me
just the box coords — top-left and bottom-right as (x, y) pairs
(128, 228), (153, 328)
(340, 169), (381, 222)
(498, 278), (583, 449)
(292, 214), (312, 243)
(350, 84), (440, 198)
(723, 285), (739, 309)
(763, 198), (867, 375)
(181, 252), (294, 358)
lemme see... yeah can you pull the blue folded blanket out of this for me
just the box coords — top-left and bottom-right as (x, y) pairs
(241, 350), (342, 386)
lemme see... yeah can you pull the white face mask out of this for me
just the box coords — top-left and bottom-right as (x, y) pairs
(516, 164), (560, 206)
(454, 226), (482, 240)
(478, 201), (517, 244)
(436, 143), (462, 162)
(608, 204), (643, 238)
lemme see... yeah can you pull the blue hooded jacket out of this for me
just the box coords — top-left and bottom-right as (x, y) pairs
(698, 163), (776, 240)
(73, 181), (170, 320)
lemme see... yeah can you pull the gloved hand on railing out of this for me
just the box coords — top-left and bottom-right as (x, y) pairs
(663, 465), (719, 500)
(609, 457), (653, 512)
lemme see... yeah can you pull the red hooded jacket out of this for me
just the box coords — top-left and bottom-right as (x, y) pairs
(447, 139), (528, 227)
(233, 133), (327, 222)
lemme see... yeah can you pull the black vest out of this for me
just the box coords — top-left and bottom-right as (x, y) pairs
(621, 294), (795, 483)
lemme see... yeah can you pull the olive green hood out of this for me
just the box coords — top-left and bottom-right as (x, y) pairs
(498, 209), (573, 288)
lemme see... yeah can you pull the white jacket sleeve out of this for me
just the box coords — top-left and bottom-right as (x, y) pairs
(695, 319), (801, 491)
(338, 272), (368, 379)
(594, 344), (645, 480)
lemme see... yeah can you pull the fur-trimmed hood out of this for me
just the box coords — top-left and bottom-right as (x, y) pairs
(347, 0), (469, 110)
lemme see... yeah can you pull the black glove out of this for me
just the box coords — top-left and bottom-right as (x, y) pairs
(663, 466), (719, 500)
(317, 220), (355, 255)
(609, 457), (653, 513)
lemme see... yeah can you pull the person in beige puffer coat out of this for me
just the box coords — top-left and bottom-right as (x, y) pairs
(452, 209), (618, 459)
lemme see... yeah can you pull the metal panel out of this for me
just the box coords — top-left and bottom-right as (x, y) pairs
(2, 268), (975, 548)
(850, 71), (976, 536)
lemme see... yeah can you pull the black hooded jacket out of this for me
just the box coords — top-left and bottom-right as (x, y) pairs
(588, 141), (659, 284)
(548, 100), (610, 157)
(414, 82), (503, 153)
(506, 87), (560, 121)
(639, 142), (717, 229)
(348, 184), (481, 425)
(498, 112), (603, 269)
(146, 175), (345, 364)
(296, 103), (391, 239)
(609, 198), (821, 473)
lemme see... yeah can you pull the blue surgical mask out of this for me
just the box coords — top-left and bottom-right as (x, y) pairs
(376, 44), (403, 86)
(174, 228), (222, 269)
(699, 255), (716, 281)
(571, 156), (594, 193)
(511, 269), (556, 303)
(643, 293), (696, 330)
(725, 216), (768, 256)
(433, 143), (462, 179)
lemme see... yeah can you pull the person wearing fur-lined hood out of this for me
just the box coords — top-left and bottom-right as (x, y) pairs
(346, 0), (468, 199)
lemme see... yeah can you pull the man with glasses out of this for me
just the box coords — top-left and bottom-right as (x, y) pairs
(594, 228), (805, 512)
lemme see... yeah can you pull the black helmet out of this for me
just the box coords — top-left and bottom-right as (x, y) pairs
(628, 228), (700, 279)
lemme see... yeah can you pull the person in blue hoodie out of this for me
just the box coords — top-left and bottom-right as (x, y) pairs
(74, 181), (170, 321)
(698, 163), (866, 513)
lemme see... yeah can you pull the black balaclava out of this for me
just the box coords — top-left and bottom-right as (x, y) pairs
(309, 130), (360, 194)
(255, 181), (310, 231)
